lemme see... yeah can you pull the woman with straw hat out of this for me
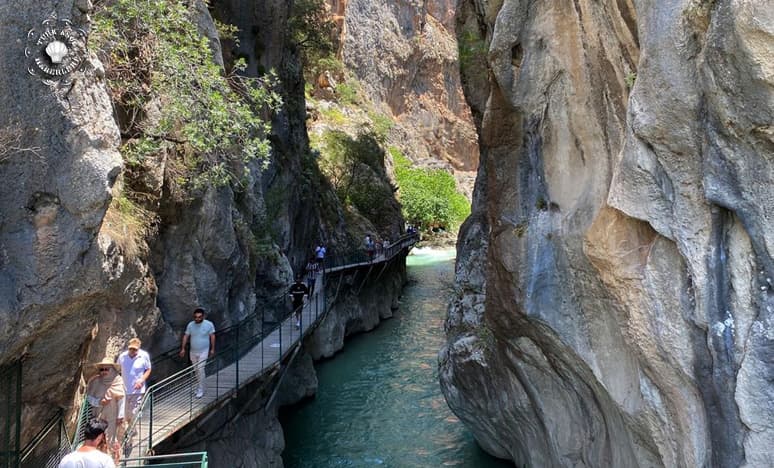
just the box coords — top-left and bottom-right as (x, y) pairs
(85, 357), (125, 463)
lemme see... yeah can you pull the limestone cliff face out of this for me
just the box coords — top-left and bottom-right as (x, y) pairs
(0, 0), (359, 460)
(441, 1), (773, 467)
(336, 0), (479, 187)
(0, 0), (155, 440)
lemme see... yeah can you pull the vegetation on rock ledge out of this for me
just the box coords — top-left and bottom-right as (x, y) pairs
(90, 0), (282, 191)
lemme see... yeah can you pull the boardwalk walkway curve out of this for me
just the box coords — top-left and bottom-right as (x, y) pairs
(108, 233), (420, 460)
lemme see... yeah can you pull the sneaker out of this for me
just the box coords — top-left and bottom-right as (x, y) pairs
(195, 389), (204, 398)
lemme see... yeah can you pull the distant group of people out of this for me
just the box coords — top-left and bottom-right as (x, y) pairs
(62, 308), (216, 467)
(364, 234), (394, 261)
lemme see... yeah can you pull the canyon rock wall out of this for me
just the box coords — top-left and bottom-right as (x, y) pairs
(337, 0), (479, 191)
(441, 0), (773, 467)
(0, 0), (380, 455)
(0, 1), (411, 464)
(0, 0), (157, 439)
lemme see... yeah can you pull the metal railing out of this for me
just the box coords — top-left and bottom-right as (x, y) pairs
(66, 232), (420, 459)
(322, 232), (419, 272)
(70, 396), (92, 451)
(120, 279), (329, 457)
(19, 409), (69, 468)
(120, 451), (207, 467)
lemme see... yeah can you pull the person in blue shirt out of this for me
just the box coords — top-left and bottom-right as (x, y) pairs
(179, 308), (215, 398)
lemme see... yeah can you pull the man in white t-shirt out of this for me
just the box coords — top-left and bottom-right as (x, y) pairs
(117, 337), (151, 427)
(58, 418), (116, 468)
(179, 308), (215, 398)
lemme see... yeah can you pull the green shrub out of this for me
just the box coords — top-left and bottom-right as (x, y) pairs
(102, 189), (156, 259)
(319, 106), (348, 125)
(336, 80), (360, 105)
(392, 149), (470, 229)
(318, 130), (382, 196)
(625, 72), (637, 89)
(458, 29), (487, 75)
(367, 111), (394, 142)
(90, 0), (282, 191)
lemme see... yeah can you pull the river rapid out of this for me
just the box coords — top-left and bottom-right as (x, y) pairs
(281, 248), (511, 467)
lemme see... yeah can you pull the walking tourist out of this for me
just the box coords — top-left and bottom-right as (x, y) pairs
(179, 308), (216, 398)
(85, 358), (124, 463)
(305, 255), (320, 295)
(315, 243), (326, 265)
(117, 338), (151, 428)
(289, 276), (309, 329)
(58, 418), (116, 468)
(364, 235), (375, 261)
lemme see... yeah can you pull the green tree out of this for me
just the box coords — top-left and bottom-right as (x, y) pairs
(392, 149), (470, 229)
(91, 0), (282, 190)
(319, 130), (383, 203)
(288, 0), (339, 82)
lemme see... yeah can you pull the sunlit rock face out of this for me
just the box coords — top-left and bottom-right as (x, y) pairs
(337, 0), (479, 182)
(440, 0), (774, 467)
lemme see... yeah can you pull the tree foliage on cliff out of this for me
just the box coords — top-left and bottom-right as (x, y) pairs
(288, 0), (339, 82)
(391, 149), (470, 230)
(90, 0), (282, 190)
(317, 130), (395, 223)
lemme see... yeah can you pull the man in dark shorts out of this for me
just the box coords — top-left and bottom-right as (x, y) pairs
(289, 276), (309, 329)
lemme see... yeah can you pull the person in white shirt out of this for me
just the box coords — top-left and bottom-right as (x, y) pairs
(179, 308), (215, 398)
(315, 244), (326, 264)
(117, 338), (151, 427)
(58, 418), (116, 468)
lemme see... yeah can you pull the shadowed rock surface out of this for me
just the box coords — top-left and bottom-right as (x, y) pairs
(440, 0), (773, 467)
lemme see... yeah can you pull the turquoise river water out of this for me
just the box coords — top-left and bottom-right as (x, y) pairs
(281, 249), (512, 467)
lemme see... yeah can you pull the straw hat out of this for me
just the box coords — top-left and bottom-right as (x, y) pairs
(89, 357), (119, 372)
